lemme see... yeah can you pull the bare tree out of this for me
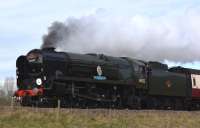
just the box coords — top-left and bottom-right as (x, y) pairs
(3, 77), (14, 97)
(0, 90), (5, 97)
(0, 83), (5, 97)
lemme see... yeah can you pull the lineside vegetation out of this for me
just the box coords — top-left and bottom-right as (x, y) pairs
(0, 107), (199, 128)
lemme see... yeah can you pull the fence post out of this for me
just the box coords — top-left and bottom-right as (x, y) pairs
(9, 97), (14, 115)
(10, 97), (14, 110)
(56, 99), (61, 120)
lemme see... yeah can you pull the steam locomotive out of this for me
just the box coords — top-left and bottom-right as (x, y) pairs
(15, 48), (200, 110)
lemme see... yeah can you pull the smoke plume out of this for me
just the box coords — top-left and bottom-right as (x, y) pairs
(42, 9), (200, 62)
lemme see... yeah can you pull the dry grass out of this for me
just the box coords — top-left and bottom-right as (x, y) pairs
(0, 106), (200, 128)
(0, 97), (12, 106)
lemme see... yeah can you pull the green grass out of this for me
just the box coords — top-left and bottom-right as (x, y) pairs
(0, 107), (200, 128)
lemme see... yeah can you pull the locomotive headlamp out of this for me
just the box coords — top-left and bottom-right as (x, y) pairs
(36, 78), (42, 85)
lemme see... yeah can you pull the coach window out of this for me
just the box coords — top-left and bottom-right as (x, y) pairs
(193, 78), (196, 87)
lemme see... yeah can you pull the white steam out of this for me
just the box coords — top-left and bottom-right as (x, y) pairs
(42, 8), (200, 62)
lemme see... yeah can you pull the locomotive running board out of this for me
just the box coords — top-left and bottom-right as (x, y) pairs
(55, 76), (133, 86)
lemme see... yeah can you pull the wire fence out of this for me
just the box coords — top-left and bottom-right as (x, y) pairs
(4, 98), (127, 121)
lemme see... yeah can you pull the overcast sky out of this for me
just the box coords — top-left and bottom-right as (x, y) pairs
(1, 0), (200, 80)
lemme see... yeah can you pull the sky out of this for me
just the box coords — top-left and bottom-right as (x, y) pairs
(1, 0), (200, 81)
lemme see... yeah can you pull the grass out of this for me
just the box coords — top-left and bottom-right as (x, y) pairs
(0, 106), (200, 128)
(0, 97), (12, 106)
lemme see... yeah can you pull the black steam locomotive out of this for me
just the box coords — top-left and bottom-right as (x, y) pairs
(15, 48), (200, 110)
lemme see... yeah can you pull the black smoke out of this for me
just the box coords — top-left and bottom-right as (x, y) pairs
(41, 9), (200, 62)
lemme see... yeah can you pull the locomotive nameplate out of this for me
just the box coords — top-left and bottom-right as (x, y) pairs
(93, 65), (107, 80)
